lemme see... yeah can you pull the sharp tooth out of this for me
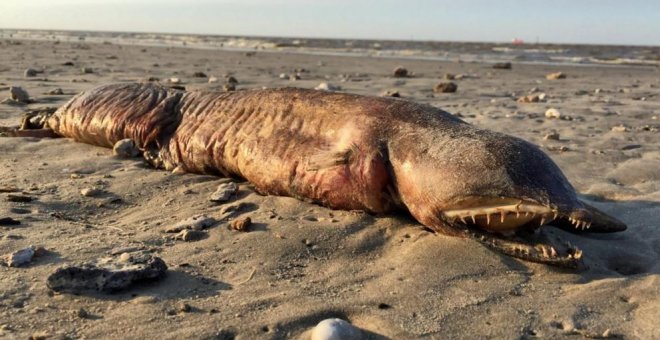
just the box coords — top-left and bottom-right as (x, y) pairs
(541, 246), (549, 258)
(486, 213), (491, 225)
(586, 222), (591, 229)
(470, 215), (476, 224)
(540, 216), (546, 226)
(500, 211), (506, 223)
(550, 247), (557, 257)
(575, 249), (583, 259)
(459, 216), (466, 224)
(516, 210), (520, 218)
(553, 211), (559, 220)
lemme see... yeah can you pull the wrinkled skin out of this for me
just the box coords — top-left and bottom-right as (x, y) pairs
(24, 83), (626, 267)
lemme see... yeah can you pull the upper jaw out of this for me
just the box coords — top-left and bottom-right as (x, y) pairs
(441, 198), (593, 232)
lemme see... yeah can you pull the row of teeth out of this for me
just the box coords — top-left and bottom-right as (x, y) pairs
(569, 217), (591, 230)
(444, 202), (558, 226)
(481, 235), (583, 260)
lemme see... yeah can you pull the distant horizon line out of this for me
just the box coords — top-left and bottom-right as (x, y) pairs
(2, 26), (658, 48)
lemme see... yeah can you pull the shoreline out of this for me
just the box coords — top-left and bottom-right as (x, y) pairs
(2, 28), (659, 68)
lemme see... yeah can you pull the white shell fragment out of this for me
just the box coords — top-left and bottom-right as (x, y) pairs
(315, 82), (341, 92)
(4, 246), (36, 267)
(165, 215), (216, 233)
(311, 318), (363, 340)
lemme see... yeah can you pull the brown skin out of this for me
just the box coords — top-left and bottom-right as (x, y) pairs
(38, 83), (626, 267)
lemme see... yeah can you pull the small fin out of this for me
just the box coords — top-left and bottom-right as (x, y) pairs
(306, 143), (359, 171)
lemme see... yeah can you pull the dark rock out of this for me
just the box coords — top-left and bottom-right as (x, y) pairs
(393, 66), (408, 77)
(24, 68), (38, 77)
(192, 71), (207, 78)
(9, 86), (30, 103)
(433, 82), (458, 93)
(46, 88), (63, 95)
(223, 84), (236, 92)
(492, 62), (512, 70)
(63, 61), (75, 66)
(225, 76), (239, 85)
(47, 252), (167, 293)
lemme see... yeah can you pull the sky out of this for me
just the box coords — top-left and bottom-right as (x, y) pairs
(0, 0), (658, 46)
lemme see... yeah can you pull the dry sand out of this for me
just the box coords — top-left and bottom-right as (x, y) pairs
(0, 39), (658, 339)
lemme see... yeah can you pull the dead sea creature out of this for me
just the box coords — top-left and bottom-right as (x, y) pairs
(12, 83), (627, 267)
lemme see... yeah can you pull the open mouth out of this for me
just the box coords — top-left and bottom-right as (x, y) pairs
(442, 198), (591, 268)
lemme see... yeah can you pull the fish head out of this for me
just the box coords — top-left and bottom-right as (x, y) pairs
(388, 126), (597, 266)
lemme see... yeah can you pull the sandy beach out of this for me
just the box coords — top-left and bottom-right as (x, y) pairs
(0, 37), (658, 339)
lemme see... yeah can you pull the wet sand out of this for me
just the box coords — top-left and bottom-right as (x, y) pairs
(0, 39), (658, 339)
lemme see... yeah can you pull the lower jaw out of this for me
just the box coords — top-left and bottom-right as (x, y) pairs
(461, 226), (583, 268)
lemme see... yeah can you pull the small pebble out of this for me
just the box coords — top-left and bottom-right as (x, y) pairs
(112, 139), (140, 158)
(311, 318), (363, 340)
(611, 125), (628, 132)
(176, 302), (192, 313)
(75, 308), (90, 319)
(517, 93), (546, 103)
(210, 182), (238, 203)
(47, 88), (64, 95)
(380, 89), (400, 97)
(3, 246), (37, 267)
(230, 217), (252, 232)
(24, 68), (38, 77)
(81, 67), (94, 74)
(433, 82), (458, 93)
(174, 229), (206, 242)
(492, 62), (512, 69)
(543, 131), (560, 140)
(80, 188), (103, 197)
(9, 86), (30, 103)
(545, 108), (562, 119)
(315, 82), (341, 91)
(546, 72), (566, 80)
(392, 66), (408, 77)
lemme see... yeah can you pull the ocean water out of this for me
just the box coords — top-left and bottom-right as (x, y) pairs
(2, 29), (659, 67)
